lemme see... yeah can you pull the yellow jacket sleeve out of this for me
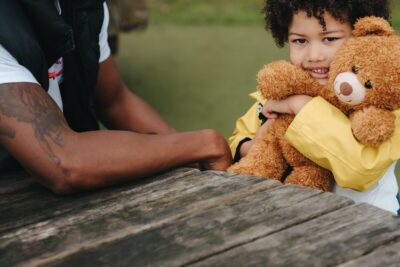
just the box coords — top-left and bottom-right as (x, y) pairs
(285, 96), (400, 191)
(228, 92), (264, 158)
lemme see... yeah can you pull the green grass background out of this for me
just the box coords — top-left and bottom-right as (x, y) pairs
(116, 0), (400, 137)
(117, 25), (287, 136)
(115, 0), (400, 175)
(116, 1), (400, 136)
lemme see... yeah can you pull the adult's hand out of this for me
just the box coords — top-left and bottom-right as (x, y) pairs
(199, 130), (232, 171)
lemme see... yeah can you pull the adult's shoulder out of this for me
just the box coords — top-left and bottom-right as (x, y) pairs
(0, 45), (38, 85)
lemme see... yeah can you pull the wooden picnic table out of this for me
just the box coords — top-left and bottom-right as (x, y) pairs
(1, 167), (400, 267)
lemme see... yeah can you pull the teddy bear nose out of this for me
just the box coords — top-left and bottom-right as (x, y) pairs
(340, 82), (353, 96)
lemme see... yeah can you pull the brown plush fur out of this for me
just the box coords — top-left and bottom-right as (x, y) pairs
(228, 17), (400, 191)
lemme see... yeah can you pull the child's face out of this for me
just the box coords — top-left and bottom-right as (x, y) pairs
(288, 11), (352, 85)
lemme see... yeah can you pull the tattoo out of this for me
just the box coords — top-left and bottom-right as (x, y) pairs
(0, 83), (69, 165)
(0, 124), (15, 138)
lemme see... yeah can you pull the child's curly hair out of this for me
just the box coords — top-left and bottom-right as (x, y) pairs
(264, 0), (391, 47)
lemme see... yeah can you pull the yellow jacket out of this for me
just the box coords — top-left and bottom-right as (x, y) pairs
(228, 92), (264, 157)
(228, 92), (400, 191)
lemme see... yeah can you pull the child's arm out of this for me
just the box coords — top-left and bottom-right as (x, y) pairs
(228, 101), (260, 161)
(263, 95), (312, 117)
(229, 90), (277, 161)
(265, 96), (400, 191)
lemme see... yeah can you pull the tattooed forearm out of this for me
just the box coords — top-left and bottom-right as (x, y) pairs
(0, 123), (15, 138)
(0, 83), (69, 164)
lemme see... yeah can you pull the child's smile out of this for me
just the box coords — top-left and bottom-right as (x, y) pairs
(304, 67), (330, 80)
(288, 11), (352, 85)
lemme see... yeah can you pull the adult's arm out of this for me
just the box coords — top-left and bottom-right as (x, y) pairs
(0, 82), (231, 195)
(94, 56), (176, 134)
(285, 97), (400, 191)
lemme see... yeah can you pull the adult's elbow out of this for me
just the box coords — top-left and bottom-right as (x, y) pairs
(48, 177), (77, 195)
(33, 160), (84, 196)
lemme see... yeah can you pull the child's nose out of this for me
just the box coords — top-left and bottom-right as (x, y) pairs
(308, 43), (325, 62)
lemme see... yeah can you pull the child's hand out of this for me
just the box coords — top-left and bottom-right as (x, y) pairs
(238, 94), (312, 158)
(262, 95), (313, 118)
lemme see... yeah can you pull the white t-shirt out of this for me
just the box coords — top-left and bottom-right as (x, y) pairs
(334, 162), (399, 214)
(0, 1), (111, 110)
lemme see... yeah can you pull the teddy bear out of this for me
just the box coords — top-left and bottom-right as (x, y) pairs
(228, 16), (400, 192)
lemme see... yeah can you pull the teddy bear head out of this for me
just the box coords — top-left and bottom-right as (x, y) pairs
(329, 17), (400, 114)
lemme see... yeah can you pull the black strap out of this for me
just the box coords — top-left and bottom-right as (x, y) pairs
(20, 0), (75, 68)
(59, 0), (104, 132)
(0, 0), (49, 89)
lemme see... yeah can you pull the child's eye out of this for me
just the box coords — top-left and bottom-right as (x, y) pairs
(292, 39), (307, 45)
(323, 37), (339, 42)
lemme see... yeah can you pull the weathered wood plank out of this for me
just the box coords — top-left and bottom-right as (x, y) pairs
(0, 170), (35, 194)
(0, 171), (276, 266)
(0, 168), (198, 234)
(191, 204), (400, 267)
(337, 239), (400, 267)
(30, 186), (353, 267)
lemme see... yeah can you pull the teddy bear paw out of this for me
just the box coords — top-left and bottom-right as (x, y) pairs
(351, 107), (396, 147)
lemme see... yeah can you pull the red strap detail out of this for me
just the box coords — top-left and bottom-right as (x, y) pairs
(48, 69), (64, 79)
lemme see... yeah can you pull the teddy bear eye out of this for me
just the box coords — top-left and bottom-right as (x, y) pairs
(364, 80), (373, 89)
(352, 66), (359, 74)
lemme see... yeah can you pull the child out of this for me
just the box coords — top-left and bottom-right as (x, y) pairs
(229, 0), (400, 214)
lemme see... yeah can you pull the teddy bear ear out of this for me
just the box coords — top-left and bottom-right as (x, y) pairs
(352, 16), (395, 37)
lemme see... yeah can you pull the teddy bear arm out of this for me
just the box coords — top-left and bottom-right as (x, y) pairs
(350, 107), (396, 147)
(257, 61), (319, 100)
(227, 125), (287, 180)
(284, 166), (334, 192)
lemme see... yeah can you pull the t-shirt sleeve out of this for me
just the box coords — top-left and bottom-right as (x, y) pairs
(98, 2), (111, 63)
(0, 44), (39, 85)
(285, 96), (400, 192)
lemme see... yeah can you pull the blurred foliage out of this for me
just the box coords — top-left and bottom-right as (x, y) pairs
(148, 0), (265, 25)
(146, 0), (400, 28)
(108, 0), (149, 33)
(392, 0), (400, 29)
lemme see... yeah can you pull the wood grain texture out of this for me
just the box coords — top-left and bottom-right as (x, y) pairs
(2, 168), (398, 267)
(191, 203), (400, 267)
(0, 168), (197, 234)
(0, 170), (35, 194)
(0, 169), (277, 266)
(337, 239), (400, 267)
(37, 186), (352, 267)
